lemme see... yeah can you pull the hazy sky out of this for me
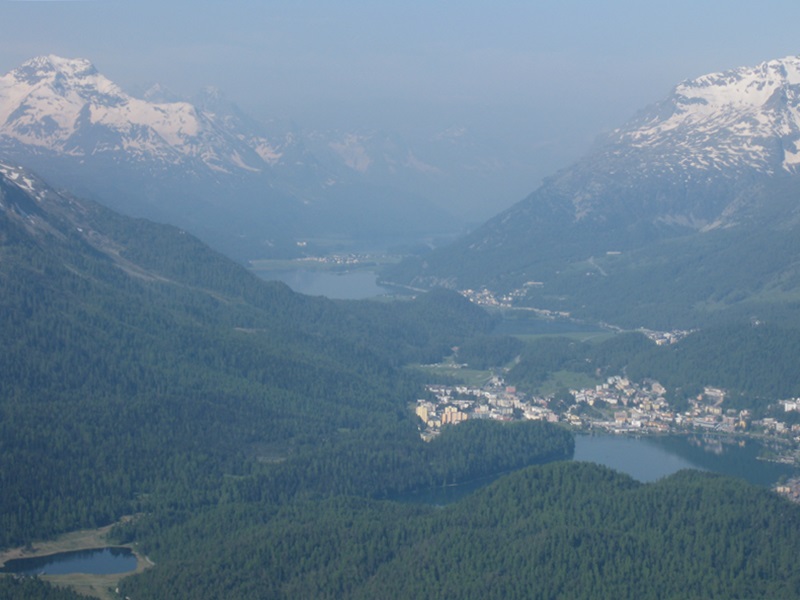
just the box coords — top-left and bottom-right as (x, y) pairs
(2, 0), (800, 214)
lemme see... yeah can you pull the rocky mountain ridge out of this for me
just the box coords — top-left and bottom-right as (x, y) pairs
(385, 55), (800, 328)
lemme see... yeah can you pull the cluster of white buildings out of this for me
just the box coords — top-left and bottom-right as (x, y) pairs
(458, 288), (515, 308)
(782, 399), (800, 412)
(415, 375), (681, 438)
(416, 373), (800, 443)
(569, 376), (675, 433)
(415, 381), (558, 439)
(298, 253), (367, 266)
(458, 284), (570, 319)
(637, 328), (696, 346)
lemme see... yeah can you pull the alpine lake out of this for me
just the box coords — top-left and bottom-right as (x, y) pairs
(392, 433), (798, 505)
(251, 258), (799, 503)
(0, 256), (762, 584)
(2, 250), (796, 592)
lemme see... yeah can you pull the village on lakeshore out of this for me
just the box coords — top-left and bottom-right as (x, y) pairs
(416, 368), (800, 457)
(416, 370), (800, 501)
(417, 377), (767, 439)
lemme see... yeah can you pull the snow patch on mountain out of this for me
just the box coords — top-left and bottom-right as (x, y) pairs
(251, 140), (283, 165)
(610, 55), (800, 175)
(0, 161), (40, 198)
(405, 150), (441, 174)
(328, 133), (373, 172)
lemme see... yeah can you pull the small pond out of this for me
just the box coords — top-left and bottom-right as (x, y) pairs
(0, 547), (137, 576)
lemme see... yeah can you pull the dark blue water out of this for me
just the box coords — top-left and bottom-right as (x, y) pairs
(396, 434), (797, 505)
(0, 547), (136, 575)
(615, 433), (796, 487)
(573, 434), (700, 483)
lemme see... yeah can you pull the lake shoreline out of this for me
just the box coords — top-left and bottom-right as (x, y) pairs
(0, 518), (152, 600)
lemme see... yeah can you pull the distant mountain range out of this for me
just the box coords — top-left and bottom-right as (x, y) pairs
(385, 55), (800, 329)
(0, 55), (531, 259)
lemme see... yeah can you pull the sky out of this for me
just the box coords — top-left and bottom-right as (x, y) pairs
(2, 0), (800, 217)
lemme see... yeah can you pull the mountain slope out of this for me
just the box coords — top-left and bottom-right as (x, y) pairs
(0, 160), (493, 548)
(385, 55), (800, 328)
(5, 162), (799, 600)
(118, 462), (800, 600)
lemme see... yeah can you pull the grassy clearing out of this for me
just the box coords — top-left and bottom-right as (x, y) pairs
(411, 363), (494, 388)
(514, 331), (617, 344)
(537, 370), (600, 396)
(0, 518), (152, 600)
(40, 570), (141, 600)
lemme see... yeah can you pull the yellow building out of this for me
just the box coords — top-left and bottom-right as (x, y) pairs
(441, 406), (468, 425)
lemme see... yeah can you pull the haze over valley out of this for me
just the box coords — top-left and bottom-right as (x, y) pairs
(6, 2), (800, 599)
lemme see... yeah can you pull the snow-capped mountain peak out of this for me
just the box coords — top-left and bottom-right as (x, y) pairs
(611, 55), (800, 174)
(0, 55), (265, 173)
(386, 55), (800, 328)
(12, 55), (102, 86)
(3, 55), (126, 113)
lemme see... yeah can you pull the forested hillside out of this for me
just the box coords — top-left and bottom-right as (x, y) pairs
(502, 325), (800, 413)
(117, 462), (800, 600)
(382, 57), (800, 331)
(5, 163), (800, 600)
(0, 164), (503, 549)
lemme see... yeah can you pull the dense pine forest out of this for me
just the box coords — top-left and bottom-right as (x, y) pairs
(4, 167), (800, 599)
(499, 325), (800, 413)
(0, 172), (506, 548)
(115, 463), (800, 600)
